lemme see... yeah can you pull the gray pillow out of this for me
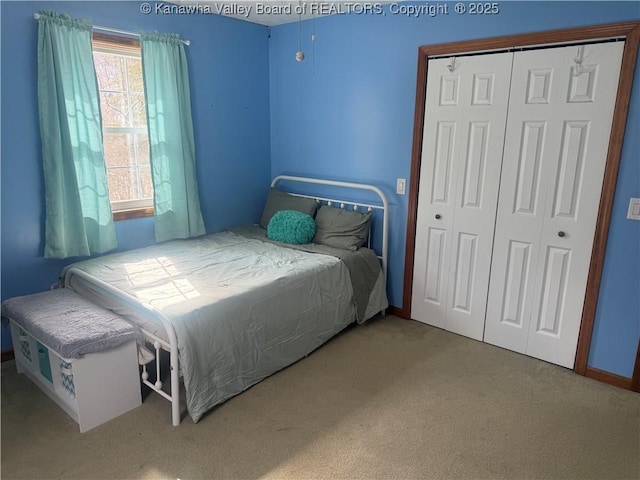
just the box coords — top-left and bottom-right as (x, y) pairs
(313, 206), (372, 251)
(260, 188), (318, 228)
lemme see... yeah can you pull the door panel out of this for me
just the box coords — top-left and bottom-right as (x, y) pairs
(423, 227), (447, 305)
(431, 122), (457, 205)
(412, 53), (513, 340)
(484, 41), (624, 367)
(501, 240), (533, 328)
(452, 232), (478, 313)
(552, 121), (590, 219)
(513, 121), (545, 215)
(535, 246), (571, 336)
(461, 122), (490, 207)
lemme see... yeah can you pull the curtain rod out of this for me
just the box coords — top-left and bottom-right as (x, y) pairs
(32, 13), (191, 46)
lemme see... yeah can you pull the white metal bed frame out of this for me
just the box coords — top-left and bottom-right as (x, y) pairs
(64, 175), (389, 426)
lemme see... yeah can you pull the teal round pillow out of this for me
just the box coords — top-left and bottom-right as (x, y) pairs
(267, 210), (316, 245)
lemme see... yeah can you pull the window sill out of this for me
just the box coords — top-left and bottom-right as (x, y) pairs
(113, 207), (154, 222)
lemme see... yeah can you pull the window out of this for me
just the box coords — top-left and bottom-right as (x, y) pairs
(92, 33), (153, 220)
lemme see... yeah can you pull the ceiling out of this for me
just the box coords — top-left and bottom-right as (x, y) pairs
(171, 1), (393, 26)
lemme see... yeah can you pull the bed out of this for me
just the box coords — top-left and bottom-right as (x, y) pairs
(61, 176), (389, 425)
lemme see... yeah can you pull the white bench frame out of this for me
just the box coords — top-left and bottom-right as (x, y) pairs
(9, 319), (141, 432)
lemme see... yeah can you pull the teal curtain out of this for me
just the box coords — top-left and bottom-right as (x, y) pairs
(140, 32), (205, 242)
(37, 11), (117, 259)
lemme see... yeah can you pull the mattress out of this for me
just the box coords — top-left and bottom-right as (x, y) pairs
(63, 229), (387, 422)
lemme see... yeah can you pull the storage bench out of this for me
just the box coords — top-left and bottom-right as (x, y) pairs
(2, 289), (141, 432)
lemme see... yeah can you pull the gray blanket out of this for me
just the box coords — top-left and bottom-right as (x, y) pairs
(62, 230), (368, 422)
(1, 289), (136, 359)
(229, 225), (382, 323)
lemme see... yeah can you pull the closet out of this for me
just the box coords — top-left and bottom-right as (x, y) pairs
(411, 40), (625, 368)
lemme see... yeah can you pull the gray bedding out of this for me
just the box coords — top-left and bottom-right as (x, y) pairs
(229, 225), (382, 323)
(62, 229), (387, 422)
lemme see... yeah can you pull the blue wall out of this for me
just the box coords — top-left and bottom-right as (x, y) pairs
(1, 2), (271, 347)
(269, 2), (640, 377)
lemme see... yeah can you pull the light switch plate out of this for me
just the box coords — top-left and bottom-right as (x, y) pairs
(627, 198), (640, 220)
(396, 178), (406, 195)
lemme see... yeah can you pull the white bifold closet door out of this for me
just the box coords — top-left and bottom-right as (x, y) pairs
(412, 40), (624, 368)
(483, 42), (624, 368)
(411, 52), (513, 341)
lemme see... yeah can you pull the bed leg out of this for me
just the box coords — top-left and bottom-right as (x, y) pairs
(170, 348), (180, 426)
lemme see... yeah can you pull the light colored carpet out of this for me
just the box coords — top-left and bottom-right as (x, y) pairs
(2, 315), (639, 480)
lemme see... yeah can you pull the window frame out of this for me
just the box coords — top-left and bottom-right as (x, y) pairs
(92, 32), (154, 221)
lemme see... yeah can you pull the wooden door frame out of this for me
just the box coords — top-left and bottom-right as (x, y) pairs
(632, 340), (640, 392)
(401, 21), (640, 376)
